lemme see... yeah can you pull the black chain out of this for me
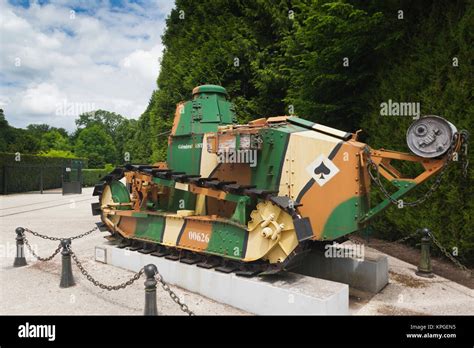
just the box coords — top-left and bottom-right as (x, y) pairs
(348, 229), (418, 246)
(365, 132), (463, 207)
(70, 250), (194, 314)
(70, 227), (99, 240)
(459, 130), (469, 178)
(392, 230), (420, 244)
(428, 232), (473, 277)
(350, 230), (472, 276)
(70, 249), (144, 290)
(19, 226), (196, 313)
(22, 226), (98, 241)
(155, 272), (195, 316)
(23, 236), (62, 261)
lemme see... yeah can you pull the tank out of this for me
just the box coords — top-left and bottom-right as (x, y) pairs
(91, 85), (466, 275)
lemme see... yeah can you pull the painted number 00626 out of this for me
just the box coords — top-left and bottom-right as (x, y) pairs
(188, 231), (210, 243)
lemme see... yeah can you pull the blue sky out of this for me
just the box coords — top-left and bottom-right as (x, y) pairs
(0, 0), (175, 131)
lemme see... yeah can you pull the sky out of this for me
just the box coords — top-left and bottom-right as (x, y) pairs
(0, 0), (175, 131)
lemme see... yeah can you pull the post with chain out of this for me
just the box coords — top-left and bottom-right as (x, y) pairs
(60, 238), (75, 288)
(416, 228), (434, 278)
(13, 227), (27, 267)
(144, 264), (158, 316)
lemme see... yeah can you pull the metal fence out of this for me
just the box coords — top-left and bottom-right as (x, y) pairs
(1, 161), (83, 195)
(1, 165), (63, 194)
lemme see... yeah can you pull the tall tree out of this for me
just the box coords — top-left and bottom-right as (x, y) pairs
(39, 130), (70, 152)
(76, 110), (126, 138)
(0, 109), (40, 153)
(74, 125), (117, 168)
(75, 110), (136, 164)
(27, 124), (68, 139)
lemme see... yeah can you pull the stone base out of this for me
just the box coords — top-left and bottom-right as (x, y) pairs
(100, 244), (349, 315)
(293, 242), (389, 294)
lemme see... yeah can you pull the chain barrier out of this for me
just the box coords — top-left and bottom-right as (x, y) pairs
(459, 130), (469, 178)
(349, 230), (472, 277)
(23, 236), (62, 262)
(22, 226), (99, 241)
(348, 230), (419, 246)
(155, 272), (195, 316)
(69, 227), (99, 241)
(68, 247), (194, 314)
(392, 230), (420, 244)
(16, 225), (195, 315)
(70, 249), (144, 291)
(428, 232), (473, 276)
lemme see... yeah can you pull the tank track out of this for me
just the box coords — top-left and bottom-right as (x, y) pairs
(91, 165), (311, 276)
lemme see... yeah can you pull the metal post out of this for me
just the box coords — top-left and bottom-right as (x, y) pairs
(60, 238), (75, 288)
(416, 228), (434, 278)
(13, 227), (27, 267)
(144, 264), (158, 316)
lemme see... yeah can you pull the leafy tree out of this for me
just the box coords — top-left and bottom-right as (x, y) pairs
(74, 110), (137, 164)
(0, 109), (13, 152)
(74, 125), (117, 168)
(27, 124), (68, 139)
(114, 118), (139, 163)
(283, 1), (387, 130)
(0, 109), (40, 153)
(125, 108), (154, 163)
(9, 128), (41, 153)
(39, 130), (70, 152)
(76, 110), (125, 138)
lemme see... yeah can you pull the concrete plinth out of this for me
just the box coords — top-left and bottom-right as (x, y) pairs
(293, 242), (388, 294)
(101, 244), (349, 315)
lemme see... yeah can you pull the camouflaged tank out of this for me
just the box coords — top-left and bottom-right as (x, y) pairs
(91, 85), (466, 275)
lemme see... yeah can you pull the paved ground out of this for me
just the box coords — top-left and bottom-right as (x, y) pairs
(1, 188), (472, 315)
(0, 188), (245, 315)
(349, 246), (474, 315)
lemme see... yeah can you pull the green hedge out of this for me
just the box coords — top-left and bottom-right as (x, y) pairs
(0, 152), (86, 194)
(82, 168), (111, 187)
(359, 3), (474, 265)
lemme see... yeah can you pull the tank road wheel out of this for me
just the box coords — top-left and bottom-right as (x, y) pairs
(245, 201), (299, 264)
(99, 180), (131, 233)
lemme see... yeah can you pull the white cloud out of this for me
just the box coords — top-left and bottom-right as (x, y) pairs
(20, 82), (65, 114)
(121, 44), (162, 82)
(0, 0), (173, 131)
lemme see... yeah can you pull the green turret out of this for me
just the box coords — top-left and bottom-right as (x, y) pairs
(167, 85), (236, 174)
